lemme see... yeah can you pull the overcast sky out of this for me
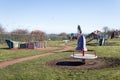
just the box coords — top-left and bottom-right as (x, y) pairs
(0, 0), (120, 34)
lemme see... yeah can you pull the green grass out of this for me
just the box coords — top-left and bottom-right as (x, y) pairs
(0, 51), (120, 80)
(86, 39), (120, 58)
(88, 46), (120, 58)
(0, 41), (64, 62)
(67, 40), (77, 47)
(0, 39), (120, 80)
(108, 38), (120, 45)
(47, 41), (64, 47)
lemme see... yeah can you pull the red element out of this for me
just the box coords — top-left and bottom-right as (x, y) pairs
(73, 50), (96, 57)
(82, 50), (85, 56)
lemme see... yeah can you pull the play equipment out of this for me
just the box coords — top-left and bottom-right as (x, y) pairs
(111, 30), (120, 39)
(71, 53), (97, 59)
(71, 25), (97, 64)
(5, 39), (42, 49)
(30, 30), (47, 48)
(86, 31), (108, 46)
(5, 39), (19, 49)
(99, 34), (108, 46)
(5, 30), (47, 49)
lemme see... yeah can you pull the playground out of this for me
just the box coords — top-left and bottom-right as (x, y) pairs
(0, 38), (120, 80)
(1, 0), (120, 79)
(46, 26), (120, 71)
(0, 26), (120, 80)
(0, 39), (120, 79)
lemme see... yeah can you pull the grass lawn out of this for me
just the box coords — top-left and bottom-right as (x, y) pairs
(0, 41), (63, 62)
(0, 39), (120, 80)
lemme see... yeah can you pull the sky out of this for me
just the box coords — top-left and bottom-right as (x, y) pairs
(0, 0), (120, 34)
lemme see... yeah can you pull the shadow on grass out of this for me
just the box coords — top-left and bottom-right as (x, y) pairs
(62, 50), (74, 52)
(87, 42), (120, 46)
(87, 43), (98, 46)
(0, 47), (10, 50)
(56, 61), (84, 66)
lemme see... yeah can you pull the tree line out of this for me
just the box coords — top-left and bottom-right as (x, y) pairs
(0, 25), (120, 44)
(0, 25), (68, 44)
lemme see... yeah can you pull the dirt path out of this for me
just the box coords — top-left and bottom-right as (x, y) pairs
(0, 44), (74, 69)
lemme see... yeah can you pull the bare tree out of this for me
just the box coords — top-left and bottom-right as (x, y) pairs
(103, 26), (109, 33)
(31, 30), (45, 35)
(11, 29), (29, 34)
(58, 32), (67, 37)
(10, 29), (29, 41)
(0, 24), (5, 33)
(31, 30), (46, 41)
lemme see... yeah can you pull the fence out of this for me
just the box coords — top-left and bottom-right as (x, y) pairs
(0, 33), (46, 44)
